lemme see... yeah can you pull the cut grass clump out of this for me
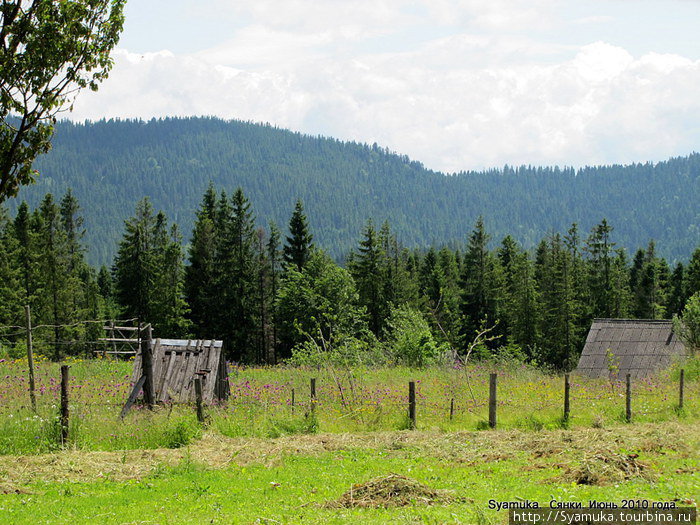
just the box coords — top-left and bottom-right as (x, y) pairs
(560, 451), (655, 486)
(325, 473), (460, 508)
(0, 483), (33, 495)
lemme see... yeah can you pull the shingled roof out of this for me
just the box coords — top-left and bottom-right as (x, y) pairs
(576, 319), (686, 379)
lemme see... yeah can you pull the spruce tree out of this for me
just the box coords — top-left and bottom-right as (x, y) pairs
(253, 226), (275, 364)
(459, 217), (500, 350)
(185, 187), (219, 337)
(667, 262), (687, 316)
(585, 219), (615, 317)
(631, 241), (668, 318)
(608, 249), (631, 317)
(687, 248), (700, 297)
(113, 200), (190, 336)
(13, 201), (36, 306)
(535, 234), (577, 369)
(509, 250), (538, 354)
(283, 199), (314, 272)
(349, 219), (386, 336)
(0, 208), (21, 331)
(113, 198), (157, 324)
(378, 221), (417, 308)
(35, 194), (76, 358)
(151, 219), (191, 336)
(216, 188), (258, 361)
(266, 221), (282, 362)
(497, 235), (519, 341)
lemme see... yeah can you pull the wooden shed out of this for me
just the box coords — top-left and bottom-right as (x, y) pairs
(576, 319), (686, 379)
(131, 338), (229, 403)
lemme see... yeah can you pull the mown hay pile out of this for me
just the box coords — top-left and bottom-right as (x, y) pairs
(562, 451), (655, 486)
(0, 483), (32, 495)
(326, 474), (459, 508)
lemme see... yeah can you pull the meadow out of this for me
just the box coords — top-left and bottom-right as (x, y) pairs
(0, 356), (697, 524)
(0, 355), (697, 455)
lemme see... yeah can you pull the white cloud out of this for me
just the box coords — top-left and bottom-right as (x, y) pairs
(68, 1), (700, 172)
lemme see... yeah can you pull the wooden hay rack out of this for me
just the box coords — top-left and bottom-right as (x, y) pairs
(122, 335), (229, 417)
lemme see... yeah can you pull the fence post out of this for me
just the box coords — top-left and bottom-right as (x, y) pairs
(449, 398), (455, 421)
(291, 387), (295, 413)
(408, 381), (416, 429)
(24, 305), (36, 412)
(140, 323), (155, 409)
(310, 378), (317, 412)
(563, 374), (570, 422)
(625, 373), (632, 423)
(60, 365), (70, 445)
(679, 369), (685, 410)
(194, 376), (205, 424)
(489, 373), (497, 429)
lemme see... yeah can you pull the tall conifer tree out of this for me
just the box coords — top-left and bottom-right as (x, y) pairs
(283, 199), (314, 272)
(216, 188), (258, 361)
(349, 219), (386, 336)
(459, 217), (500, 350)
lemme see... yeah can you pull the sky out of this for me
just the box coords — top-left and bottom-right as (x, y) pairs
(68, 0), (700, 173)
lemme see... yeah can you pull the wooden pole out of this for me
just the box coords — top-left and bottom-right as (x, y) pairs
(679, 369), (685, 410)
(449, 398), (455, 421)
(194, 377), (205, 424)
(489, 373), (497, 429)
(140, 323), (155, 409)
(60, 365), (70, 445)
(291, 388), (295, 413)
(24, 305), (36, 412)
(408, 381), (416, 429)
(563, 374), (570, 422)
(310, 378), (316, 412)
(625, 373), (632, 423)
(108, 319), (116, 357)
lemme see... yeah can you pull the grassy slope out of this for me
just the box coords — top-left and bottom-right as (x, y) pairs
(0, 423), (697, 524)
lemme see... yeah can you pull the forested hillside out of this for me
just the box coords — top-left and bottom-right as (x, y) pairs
(9, 117), (700, 265)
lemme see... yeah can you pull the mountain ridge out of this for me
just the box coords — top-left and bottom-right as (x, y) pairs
(8, 116), (700, 265)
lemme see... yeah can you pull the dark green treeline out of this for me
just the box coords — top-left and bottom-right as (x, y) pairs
(1, 187), (699, 370)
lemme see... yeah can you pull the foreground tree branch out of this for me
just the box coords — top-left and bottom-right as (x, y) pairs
(0, 0), (125, 200)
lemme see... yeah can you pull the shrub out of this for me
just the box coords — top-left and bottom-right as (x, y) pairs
(673, 292), (700, 356)
(384, 305), (448, 367)
(163, 417), (201, 448)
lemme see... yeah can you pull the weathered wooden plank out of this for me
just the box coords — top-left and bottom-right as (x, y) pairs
(181, 341), (202, 402)
(156, 341), (176, 400)
(177, 342), (197, 402)
(216, 350), (230, 401)
(203, 344), (222, 402)
(159, 351), (180, 402)
(188, 342), (204, 403)
(131, 350), (142, 384)
(120, 375), (147, 419)
(167, 349), (189, 402)
(197, 341), (211, 399)
(201, 342), (219, 402)
(151, 339), (165, 394)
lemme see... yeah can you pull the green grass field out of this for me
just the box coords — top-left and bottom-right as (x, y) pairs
(0, 357), (697, 523)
